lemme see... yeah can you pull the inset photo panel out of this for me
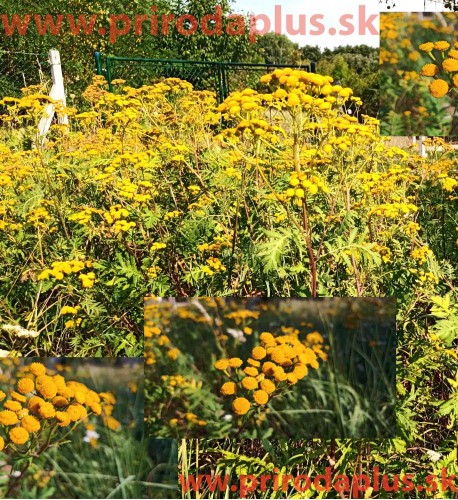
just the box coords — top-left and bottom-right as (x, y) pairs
(144, 297), (396, 440)
(380, 12), (458, 136)
(0, 358), (177, 499)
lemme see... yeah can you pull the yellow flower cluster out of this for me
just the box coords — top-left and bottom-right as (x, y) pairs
(259, 68), (351, 98)
(60, 305), (81, 316)
(151, 242), (167, 252)
(69, 204), (139, 235)
(216, 330), (328, 416)
(144, 325), (161, 339)
(160, 374), (196, 389)
(32, 469), (56, 488)
(201, 257), (227, 276)
(218, 68), (358, 146)
(36, 260), (95, 288)
(411, 269), (439, 285)
(0, 362), (119, 451)
(357, 165), (417, 197)
(164, 210), (181, 220)
(223, 309), (260, 325)
(402, 221), (421, 236)
(146, 266), (161, 279)
(143, 306), (182, 364)
(68, 207), (100, 225)
(26, 207), (53, 229)
(372, 244), (392, 264)
(169, 411), (206, 428)
(418, 40), (458, 97)
(369, 202), (418, 218)
(284, 171), (329, 200)
(440, 176), (458, 192)
(197, 236), (231, 253)
(411, 245), (433, 264)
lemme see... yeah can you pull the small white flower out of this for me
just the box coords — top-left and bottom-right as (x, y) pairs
(0, 349), (11, 357)
(2, 324), (21, 334)
(16, 329), (40, 338)
(2, 324), (40, 338)
(226, 328), (246, 342)
(223, 414), (233, 421)
(83, 430), (100, 443)
(426, 449), (442, 462)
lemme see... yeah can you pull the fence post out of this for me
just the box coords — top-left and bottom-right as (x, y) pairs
(223, 65), (229, 100)
(38, 49), (68, 139)
(310, 61), (316, 73)
(216, 62), (225, 103)
(418, 136), (426, 157)
(94, 51), (103, 75)
(106, 57), (113, 92)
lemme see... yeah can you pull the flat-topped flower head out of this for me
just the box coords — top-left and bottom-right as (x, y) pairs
(429, 79), (449, 98)
(421, 64), (439, 77)
(38, 402), (56, 419)
(419, 42), (434, 53)
(55, 411), (71, 427)
(243, 366), (258, 377)
(232, 397), (251, 415)
(228, 358), (243, 368)
(442, 58), (458, 73)
(434, 41), (450, 51)
(241, 377), (258, 390)
(9, 427), (29, 445)
(0, 410), (19, 425)
(17, 377), (34, 394)
(260, 379), (276, 394)
(214, 359), (229, 371)
(28, 363), (47, 377)
(4, 400), (22, 411)
(253, 389), (269, 405)
(36, 376), (58, 399)
(220, 382), (237, 395)
(21, 415), (41, 432)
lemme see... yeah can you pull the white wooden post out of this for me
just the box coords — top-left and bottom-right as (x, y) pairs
(418, 136), (426, 157)
(38, 49), (68, 139)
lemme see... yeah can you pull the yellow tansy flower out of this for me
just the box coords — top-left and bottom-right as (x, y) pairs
(232, 397), (251, 415)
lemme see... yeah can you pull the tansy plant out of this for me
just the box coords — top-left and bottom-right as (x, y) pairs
(0, 361), (120, 497)
(419, 40), (458, 98)
(1, 66), (457, 357)
(215, 331), (328, 418)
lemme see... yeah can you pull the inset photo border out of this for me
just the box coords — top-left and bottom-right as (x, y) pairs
(144, 297), (396, 440)
(380, 12), (458, 136)
(0, 358), (177, 499)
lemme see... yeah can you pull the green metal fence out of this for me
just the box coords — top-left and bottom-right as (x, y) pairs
(94, 52), (316, 102)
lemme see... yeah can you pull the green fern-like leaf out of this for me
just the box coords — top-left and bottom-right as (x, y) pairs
(256, 228), (293, 272)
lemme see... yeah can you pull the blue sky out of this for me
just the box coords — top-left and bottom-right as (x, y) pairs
(232, 0), (450, 49)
